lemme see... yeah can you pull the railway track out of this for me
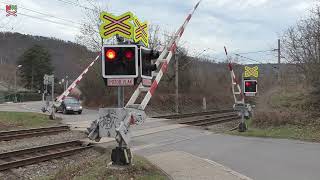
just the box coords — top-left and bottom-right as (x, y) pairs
(0, 140), (91, 171)
(152, 109), (235, 119)
(153, 109), (240, 127)
(0, 126), (70, 141)
(179, 113), (239, 126)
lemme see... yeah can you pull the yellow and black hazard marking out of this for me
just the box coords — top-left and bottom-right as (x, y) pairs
(244, 66), (259, 78)
(99, 11), (134, 40)
(133, 16), (149, 47)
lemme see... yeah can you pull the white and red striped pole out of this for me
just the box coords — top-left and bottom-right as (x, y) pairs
(224, 46), (244, 104)
(138, 1), (202, 110)
(56, 53), (101, 103)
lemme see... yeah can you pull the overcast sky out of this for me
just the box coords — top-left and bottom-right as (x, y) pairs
(0, 0), (317, 64)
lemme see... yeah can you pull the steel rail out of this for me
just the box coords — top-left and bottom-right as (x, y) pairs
(184, 115), (239, 126)
(0, 140), (91, 171)
(179, 113), (238, 124)
(0, 126), (70, 141)
(152, 109), (235, 119)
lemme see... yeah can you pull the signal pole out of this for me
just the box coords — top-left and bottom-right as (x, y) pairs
(117, 37), (125, 108)
(175, 53), (179, 114)
(118, 87), (124, 107)
(278, 39), (281, 83)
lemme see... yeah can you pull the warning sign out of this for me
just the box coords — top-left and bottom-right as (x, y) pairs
(133, 16), (149, 47)
(244, 66), (259, 78)
(99, 11), (134, 40)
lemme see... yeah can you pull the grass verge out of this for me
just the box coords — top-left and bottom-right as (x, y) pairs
(39, 149), (168, 180)
(0, 111), (58, 129)
(228, 119), (320, 142)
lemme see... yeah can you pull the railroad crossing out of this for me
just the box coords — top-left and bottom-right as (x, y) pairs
(2, 101), (320, 180)
(0, 1), (319, 180)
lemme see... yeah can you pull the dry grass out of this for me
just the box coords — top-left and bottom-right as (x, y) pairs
(0, 111), (59, 130)
(41, 149), (168, 180)
(252, 110), (306, 128)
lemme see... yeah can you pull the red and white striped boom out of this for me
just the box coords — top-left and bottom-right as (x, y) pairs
(56, 53), (101, 103)
(224, 46), (244, 104)
(126, 1), (202, 110)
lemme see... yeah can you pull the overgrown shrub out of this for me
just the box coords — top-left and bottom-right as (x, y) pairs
(4, 91), (42, 102)
(252, 110), (306, 128)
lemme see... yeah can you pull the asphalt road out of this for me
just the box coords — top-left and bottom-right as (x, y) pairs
(132, 127), (320, 180)
(1, 101), (320, 180)
(0, 101), (99, 124)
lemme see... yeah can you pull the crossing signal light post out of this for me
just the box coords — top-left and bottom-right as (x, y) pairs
(244, 80), (257, 94)
(140, 47), (159, 80)
(102, 45), (139, 79)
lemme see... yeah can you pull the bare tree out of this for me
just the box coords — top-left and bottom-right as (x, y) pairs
(75, 0), (111, 51)
(148, 24), (161, 49)
(76, 1), (165, 51)
(282, 5), (320, 86)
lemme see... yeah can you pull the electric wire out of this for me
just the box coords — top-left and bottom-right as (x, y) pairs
(0, 8), (80, 30)
(0, 2), (81, 25)
(55, 0), (96, 12)
(234, 54), (265, 64)
(235, 49), (277, 55)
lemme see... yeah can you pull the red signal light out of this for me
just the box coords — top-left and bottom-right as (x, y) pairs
(124, 50), (134, 59)
(106, 49), (116, 61)
(245, 82), (251, 87)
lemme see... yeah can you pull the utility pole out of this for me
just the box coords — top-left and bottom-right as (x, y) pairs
(14, 65), (22, 103)
(202, 97), (207, 112)
(65, 76), (69, 91)
(50, 75), (56, 120)
(31, 65), (34, 91)
(175, 53), (179, 114)
(14, 69), (17, 102)
(51, 76), (54, 103)
(278, 39), (281, 83)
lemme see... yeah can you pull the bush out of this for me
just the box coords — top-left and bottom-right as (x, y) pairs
(3, 91), (42, 102)
(252, 110), (305, 128)
(18, 92), (42, 101)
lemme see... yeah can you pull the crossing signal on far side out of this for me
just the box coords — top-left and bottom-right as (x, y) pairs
(140, 47), (159, 79)
(102, 45), (138, 79)
(244, 80), (257, 94)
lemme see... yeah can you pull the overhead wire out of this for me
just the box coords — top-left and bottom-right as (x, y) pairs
(0, 1), (81, 25)
(181, 48), (213, 69)
(55, 0), (97, 12)
(234, 53), (265, 64)
(0, 8), (80, 30)
(235, 49), (277, 55)
(225, 47), (278, 64)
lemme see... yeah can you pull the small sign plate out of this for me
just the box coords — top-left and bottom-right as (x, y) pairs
(245, 93), (256, 97)
(107, 78), (134, 86)
(142, 78), (152, 87)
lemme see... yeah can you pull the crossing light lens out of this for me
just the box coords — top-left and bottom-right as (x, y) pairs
(245, 82), (251, 87)
(106, 49), (116, 61)
(124, 50), (134, 59)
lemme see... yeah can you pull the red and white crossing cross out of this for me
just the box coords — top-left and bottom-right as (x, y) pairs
(99, 11), (134, 40)
(133, 16), (149, 47)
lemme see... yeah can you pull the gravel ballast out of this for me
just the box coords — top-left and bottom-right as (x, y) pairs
(0, 131), (86, 153)
(0, 131), (103, 180)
